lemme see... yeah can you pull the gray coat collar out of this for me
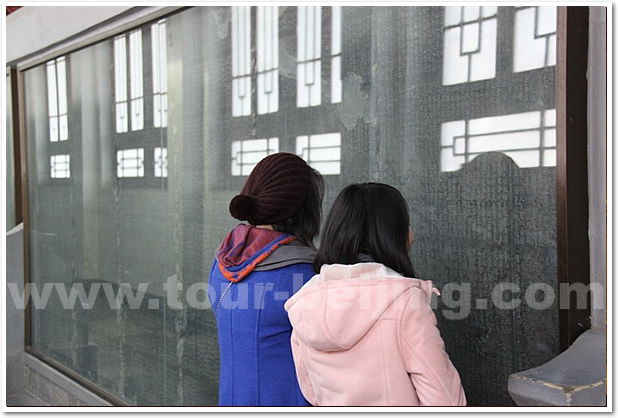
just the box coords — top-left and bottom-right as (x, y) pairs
(254, 240), (317, 271)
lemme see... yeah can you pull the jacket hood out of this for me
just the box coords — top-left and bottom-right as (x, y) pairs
(216, 224), (296, 282)
(284, 263), (439, 352)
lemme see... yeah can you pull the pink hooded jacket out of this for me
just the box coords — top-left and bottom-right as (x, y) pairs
(284, 262), (466, 407)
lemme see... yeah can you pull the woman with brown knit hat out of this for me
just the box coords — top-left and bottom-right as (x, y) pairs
(208, 152), (325, 406)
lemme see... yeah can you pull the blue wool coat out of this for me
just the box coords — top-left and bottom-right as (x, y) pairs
(208, 226), (315, 406)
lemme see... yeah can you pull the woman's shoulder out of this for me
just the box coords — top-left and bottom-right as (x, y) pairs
(254, 261), (316, 281)
(253, 241), (316, 272)
(251, 262), (316, 296)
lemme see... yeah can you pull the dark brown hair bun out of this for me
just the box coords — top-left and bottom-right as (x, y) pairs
(229, 194), (258, 221)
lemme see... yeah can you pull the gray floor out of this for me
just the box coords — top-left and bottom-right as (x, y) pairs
(6, 391), (49, 407)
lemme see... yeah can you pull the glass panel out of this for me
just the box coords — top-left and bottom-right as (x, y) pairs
(23, 6), (558, 406)
(331, 6), (342, 104)
(56, 57), (69, 141)
(152, 20), (168, 128)
(114, 35), (129, 133)
(117, 148), (144, 178)
(443, 6), (497, 85)
(364, 7), (557, 406)
(231, 6), (251, 116)
(297, 6), (322, 107)
(441, 110), (556, 171)
(45, 57), (69, 143)
(513, 6), (557, 72)
(25, 34), (178, 405)
(6, 74), (16, 230)
(129, 30), (144, 131)
(256, 6), (279, 115)
(50, 154), (71, 178)
(46, 61), (59, 142)
(296, 133), (341, 175)
(231, 138), (279, 176)
(154, 147), (168, 178)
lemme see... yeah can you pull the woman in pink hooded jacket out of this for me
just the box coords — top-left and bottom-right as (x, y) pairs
(284, 183), (466, 407)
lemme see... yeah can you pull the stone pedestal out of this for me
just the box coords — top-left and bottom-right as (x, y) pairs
(508, 328), (606, 406)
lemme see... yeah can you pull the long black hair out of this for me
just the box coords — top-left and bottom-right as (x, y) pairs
(272, 168), (325, 249)
(314, 182), (417, 277)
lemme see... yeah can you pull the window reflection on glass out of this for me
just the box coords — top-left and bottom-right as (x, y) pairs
(114, 35), (129, 133)
(129, 30), (144, 131)
(296, 132), (341, 175)
(46, 56), (68, 142)
(231, 138), (279, 176)
(152, 20), (168, 128)
(232, 6), (251, 117)
(440, 109), (556, 171)
(50, 154), (70, 178)
(443, 6), (497, 85)
(114, 30), (144, 133)
(513, 6), (557, 73)
(331, 6), (342, 104)
(154, 147), (168, 178)
(297, 6), (322, 107)
(23, 6), (560, 407)
(257, 6), (279, 115)
(117, 148), (145, 177)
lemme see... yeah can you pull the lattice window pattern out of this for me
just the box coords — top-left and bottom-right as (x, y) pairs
(50, 154), (71, 179)
(46, 57), (69, 142)
(440, 109), (556, 172)
(296, 132), (341, 175)
(443, 6), (497, 86)
(117, 148), (145, 178)
(257, 6), (279, 115)
(114, 30), (144, 133)
(232, 6), (252, 117)
(154, 147), (168, 178)
(513, 6), (557, 73)
(152, 20), (168, 128)
(297, 6), (322, 107)
(129, 30), (144, 131)
(331, 6), (342, 104)
(231, 138), (279, 176)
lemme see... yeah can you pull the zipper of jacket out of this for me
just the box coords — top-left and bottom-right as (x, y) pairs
(216, 281), (234, 314)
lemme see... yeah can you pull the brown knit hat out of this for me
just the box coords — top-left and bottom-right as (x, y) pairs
(229, 153), (313, 225)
